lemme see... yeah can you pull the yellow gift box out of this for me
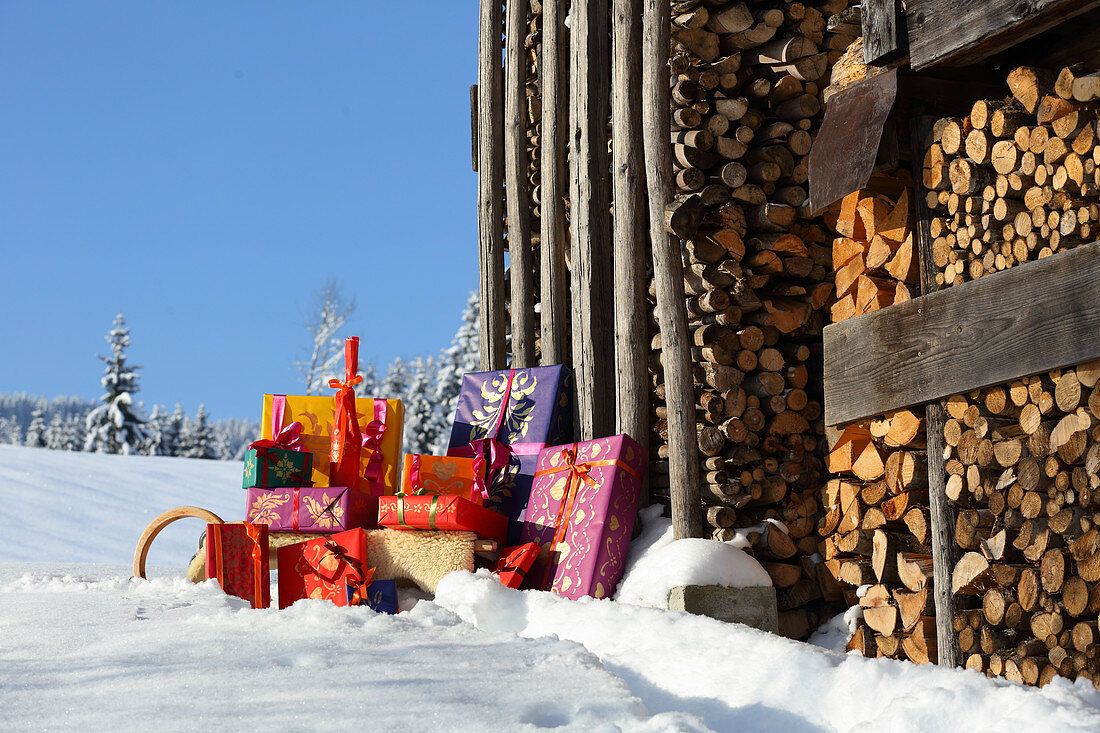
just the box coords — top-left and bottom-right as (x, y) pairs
(261, 394), (404, 495)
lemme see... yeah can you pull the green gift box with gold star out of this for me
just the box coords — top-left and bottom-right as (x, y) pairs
(242, 447), (314, 489)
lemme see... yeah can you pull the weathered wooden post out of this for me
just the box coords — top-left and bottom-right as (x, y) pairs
(642, 0), (702, 539)
(539, 0), (570, 366)
(611, 0), (649, 500)
(569, 0), (615, 441)
(477, 0), (507, 371)
(504, 0), (535, 367)
(911, 115), (961, 668)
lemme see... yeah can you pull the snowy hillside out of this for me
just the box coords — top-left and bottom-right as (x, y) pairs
(3, 444), (1100, 731)
(0, 444), (242, 565)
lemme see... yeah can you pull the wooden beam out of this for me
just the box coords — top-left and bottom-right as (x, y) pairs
(469, 85), (478, 173)
(569, 0), (615, 440)
(823, 239), (1100, 426)
(910, 115), (960, 670)
(539, 0), (570, 366)
(905, 0), (1100, 70)
(861, 0), (902, 65)
(504, 0), (535, 367)
(611, 0), (649, 502)
(642, 0), (702, 540)
(477, 0), (507, 370)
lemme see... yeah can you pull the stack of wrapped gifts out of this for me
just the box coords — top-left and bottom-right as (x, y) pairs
(205, 337), (648, 612)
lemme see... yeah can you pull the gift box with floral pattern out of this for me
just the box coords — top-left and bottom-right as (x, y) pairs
(401, 454), (484, 503)
(377, 494), (508, 545)
(277, 528), (369, 609)
(241, 447), (313, 489)
(245, 486), (377, 532)
(521, 435), (646, 600)
(446, 365), (573, 544)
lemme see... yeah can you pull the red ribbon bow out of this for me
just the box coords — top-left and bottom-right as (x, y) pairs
(310, 538), (365, 585)
(360, 418), (387, 485)
(329, 338), (365, 491)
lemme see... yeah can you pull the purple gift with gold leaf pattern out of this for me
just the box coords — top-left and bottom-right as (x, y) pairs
(521, 434), (646, 601)
(447, 365), (573, 544)
(245, 486), (378, 532)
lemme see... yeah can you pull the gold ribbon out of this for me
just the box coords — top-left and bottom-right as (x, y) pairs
(394, 489), (444, 530)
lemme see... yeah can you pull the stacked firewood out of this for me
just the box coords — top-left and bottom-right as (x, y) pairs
(823, 174), (919, 320)
(647, 0), (861, 640)
(923, 63), (1100, 288)
(814, 173), (936, 662)
(944, 362), (1100, 687)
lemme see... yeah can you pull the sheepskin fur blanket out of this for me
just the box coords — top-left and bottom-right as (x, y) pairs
(187, 528), (477, 594)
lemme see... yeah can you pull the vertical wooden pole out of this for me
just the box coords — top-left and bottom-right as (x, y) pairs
(539, 0), (570, 366)
(611, 0), (649, 501)
(569, 0), (615, 440)
(911, 115), (961, 668)
(504, 0), (535, 367)
(641, 0), (702, 539)
(478, 0), (507, 371)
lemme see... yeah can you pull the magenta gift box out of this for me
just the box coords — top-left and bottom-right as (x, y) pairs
(520, 434), (646, 600)
(245, 486), (377, 532)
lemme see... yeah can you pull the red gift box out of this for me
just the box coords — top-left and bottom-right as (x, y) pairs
(493, 543), (540, 589)
(277, 528), (370, 609)
(206, 522), (269, 609)
(378, 494), (507, 545)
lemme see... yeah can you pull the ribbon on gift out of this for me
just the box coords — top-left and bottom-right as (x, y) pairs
(448, 369), (546, 500)
(287, 488), (341, 531)
(306, 537), (365, 585)
(250, 395), (306, 452)
(393, 487), (446, 530)
(248, 395), (313, 485)
(493, 543), (540, 586)
(360, 401), (388, 491)
(329, 338), (365, 491)
(209, 523), (266, 608)
(345, 567), (378, 606)
(532, 446), (642, 591)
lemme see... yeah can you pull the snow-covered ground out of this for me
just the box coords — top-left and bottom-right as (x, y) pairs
(3, 444), (1100, 731)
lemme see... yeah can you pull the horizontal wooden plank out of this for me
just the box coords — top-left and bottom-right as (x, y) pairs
(906, 0), (1100, 70)
(823, 241), (1100, 425)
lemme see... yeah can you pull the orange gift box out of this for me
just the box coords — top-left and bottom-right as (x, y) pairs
(277, 528), (370, 609)
(401, 454), (483, 503)
(377, 494), (507, 545)
(261, 394), (403, 494)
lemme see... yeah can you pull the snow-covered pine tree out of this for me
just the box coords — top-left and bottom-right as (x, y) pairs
(355, 362), (379, 398)
(84, 314), (149, 455)
(402, 356), (439, 455)
(0, 417), (21, 445)
(158, 403), (184, 457)
(44, 413), (67, 450)
(24, 409), (46, 448)
(141, 405), (167, 456)
(430, 292), (481, 452)
(178, 404), (216, 459)
(63, 415), (85, 450)
(296, 281), (356, 395)
(380, 358), (410, 402)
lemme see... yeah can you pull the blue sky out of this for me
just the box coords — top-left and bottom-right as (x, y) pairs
(0, 1), (479, 420)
